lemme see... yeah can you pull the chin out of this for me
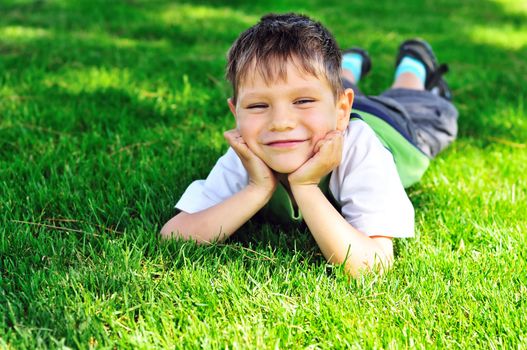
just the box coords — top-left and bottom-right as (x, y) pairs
(269, 161), (304, 174)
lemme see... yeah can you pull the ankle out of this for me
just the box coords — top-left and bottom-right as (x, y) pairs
(392, 72), (425, 90)
(394, 56), (426, 88)
(342, 52), (364, 83)
(342, 69), (356, 84)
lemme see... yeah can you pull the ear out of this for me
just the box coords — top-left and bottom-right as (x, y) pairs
(336, 88), (354, 132)
(227, 98), (237, 118)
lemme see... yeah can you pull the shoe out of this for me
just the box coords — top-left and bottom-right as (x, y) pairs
(396, 39), (453, 100)
(342, 47), (372, 80)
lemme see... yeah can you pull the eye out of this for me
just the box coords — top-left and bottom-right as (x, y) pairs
(294, 99), (315, 105)
(246, 103), (268, 109)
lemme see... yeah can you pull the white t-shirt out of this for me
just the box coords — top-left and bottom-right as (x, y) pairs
(176, 119), (414, 238)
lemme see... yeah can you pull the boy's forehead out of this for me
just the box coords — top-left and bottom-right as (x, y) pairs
(237, 57), (330, 94)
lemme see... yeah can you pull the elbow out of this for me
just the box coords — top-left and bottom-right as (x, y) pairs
(159, 214), (187, 240)
(159, 215), (214, 245)
(341, 244), (394, 278)
(160, 224), (178, 240)
(159, 212), (188, 239)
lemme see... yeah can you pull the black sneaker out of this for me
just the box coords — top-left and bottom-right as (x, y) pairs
(342, 47), (372, 80)
(396, 39), (453, 100)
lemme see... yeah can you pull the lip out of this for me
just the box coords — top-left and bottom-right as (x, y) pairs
(265, 139), (308, 148)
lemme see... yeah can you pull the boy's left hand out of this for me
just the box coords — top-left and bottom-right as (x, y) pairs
(288, 130), (343, 187)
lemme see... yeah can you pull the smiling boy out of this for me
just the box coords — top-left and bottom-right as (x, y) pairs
(161, 13), (458, 276)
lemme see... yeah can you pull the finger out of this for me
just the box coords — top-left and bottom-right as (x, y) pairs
(224, 130), (254, 161)
(313, 139), (325, 154)
(224, 130), (247, 148)
(223, 129), (241, 143)
(319, 132), (342, 154)
(314, 130), (343, 153)
(327, 130), (343, 138)
(314, 134), (343, 167)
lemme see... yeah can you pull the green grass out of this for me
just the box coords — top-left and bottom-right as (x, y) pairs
(1, 0), (526, 348)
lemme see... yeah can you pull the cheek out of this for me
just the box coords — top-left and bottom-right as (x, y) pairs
(307, 112), (338, 140)
(236, 117), (251, 133)
(237, 123), (254, 140)
(237, 120), (262, 148)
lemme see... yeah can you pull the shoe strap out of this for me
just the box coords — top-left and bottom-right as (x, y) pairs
(427, 63), (449, 89)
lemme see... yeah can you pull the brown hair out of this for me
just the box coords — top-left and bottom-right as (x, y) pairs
(226, 13), (343, 103)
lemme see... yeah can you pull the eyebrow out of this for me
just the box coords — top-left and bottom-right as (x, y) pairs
(240, 85), (324, 101)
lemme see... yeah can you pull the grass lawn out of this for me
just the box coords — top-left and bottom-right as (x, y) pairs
(1, 0), (526, 348)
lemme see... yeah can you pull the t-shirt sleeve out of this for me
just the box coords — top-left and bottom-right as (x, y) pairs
(331, 120), (415, 238)
(175, 147), (249, 213)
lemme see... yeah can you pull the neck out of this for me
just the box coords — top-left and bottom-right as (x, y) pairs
(276, 173), (297, 209)
(276, 173), (290, 187)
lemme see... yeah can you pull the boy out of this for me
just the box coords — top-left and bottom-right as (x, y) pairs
(161, 13), (458, 276)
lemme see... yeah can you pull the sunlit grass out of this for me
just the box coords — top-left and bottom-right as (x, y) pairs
(492, 0), (527, 15)
(0, 25), (50, 42)
(469, 24), (527, 50)
(160, 3), (257, 28)
(43, 67), (133, 93)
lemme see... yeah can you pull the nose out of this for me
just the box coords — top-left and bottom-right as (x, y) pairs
(269, 104), (296, 131)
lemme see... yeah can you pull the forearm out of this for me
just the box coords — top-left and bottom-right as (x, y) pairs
(161, 185), (272, 243)
(291, 185), (393, 277)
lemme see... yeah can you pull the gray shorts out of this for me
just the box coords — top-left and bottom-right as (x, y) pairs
(345, 81), (458, 158)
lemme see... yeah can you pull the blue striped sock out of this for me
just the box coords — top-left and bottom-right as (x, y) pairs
(395, 56), (426, 84)
(342, 53), (364, 82)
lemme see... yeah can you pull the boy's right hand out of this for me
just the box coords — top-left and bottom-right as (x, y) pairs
(224, 129), (277, 195)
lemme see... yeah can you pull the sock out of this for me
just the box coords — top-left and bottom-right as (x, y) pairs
(395, 56), (426, 84)
(342, 53), (364, 82)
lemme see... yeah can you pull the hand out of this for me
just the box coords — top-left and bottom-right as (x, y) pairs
(224, 129), (277, 194)
(288, 130), (343, 187)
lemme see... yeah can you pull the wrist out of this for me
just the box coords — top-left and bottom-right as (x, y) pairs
(288, 171), (324, 188)
(246, 182), (275, 202)
(290, 182), (320, 197)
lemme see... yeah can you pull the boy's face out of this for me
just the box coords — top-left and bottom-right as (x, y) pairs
(228, 60), (354, 174)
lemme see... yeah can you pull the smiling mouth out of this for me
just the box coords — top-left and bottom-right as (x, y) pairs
(265, 139), (307, 148)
